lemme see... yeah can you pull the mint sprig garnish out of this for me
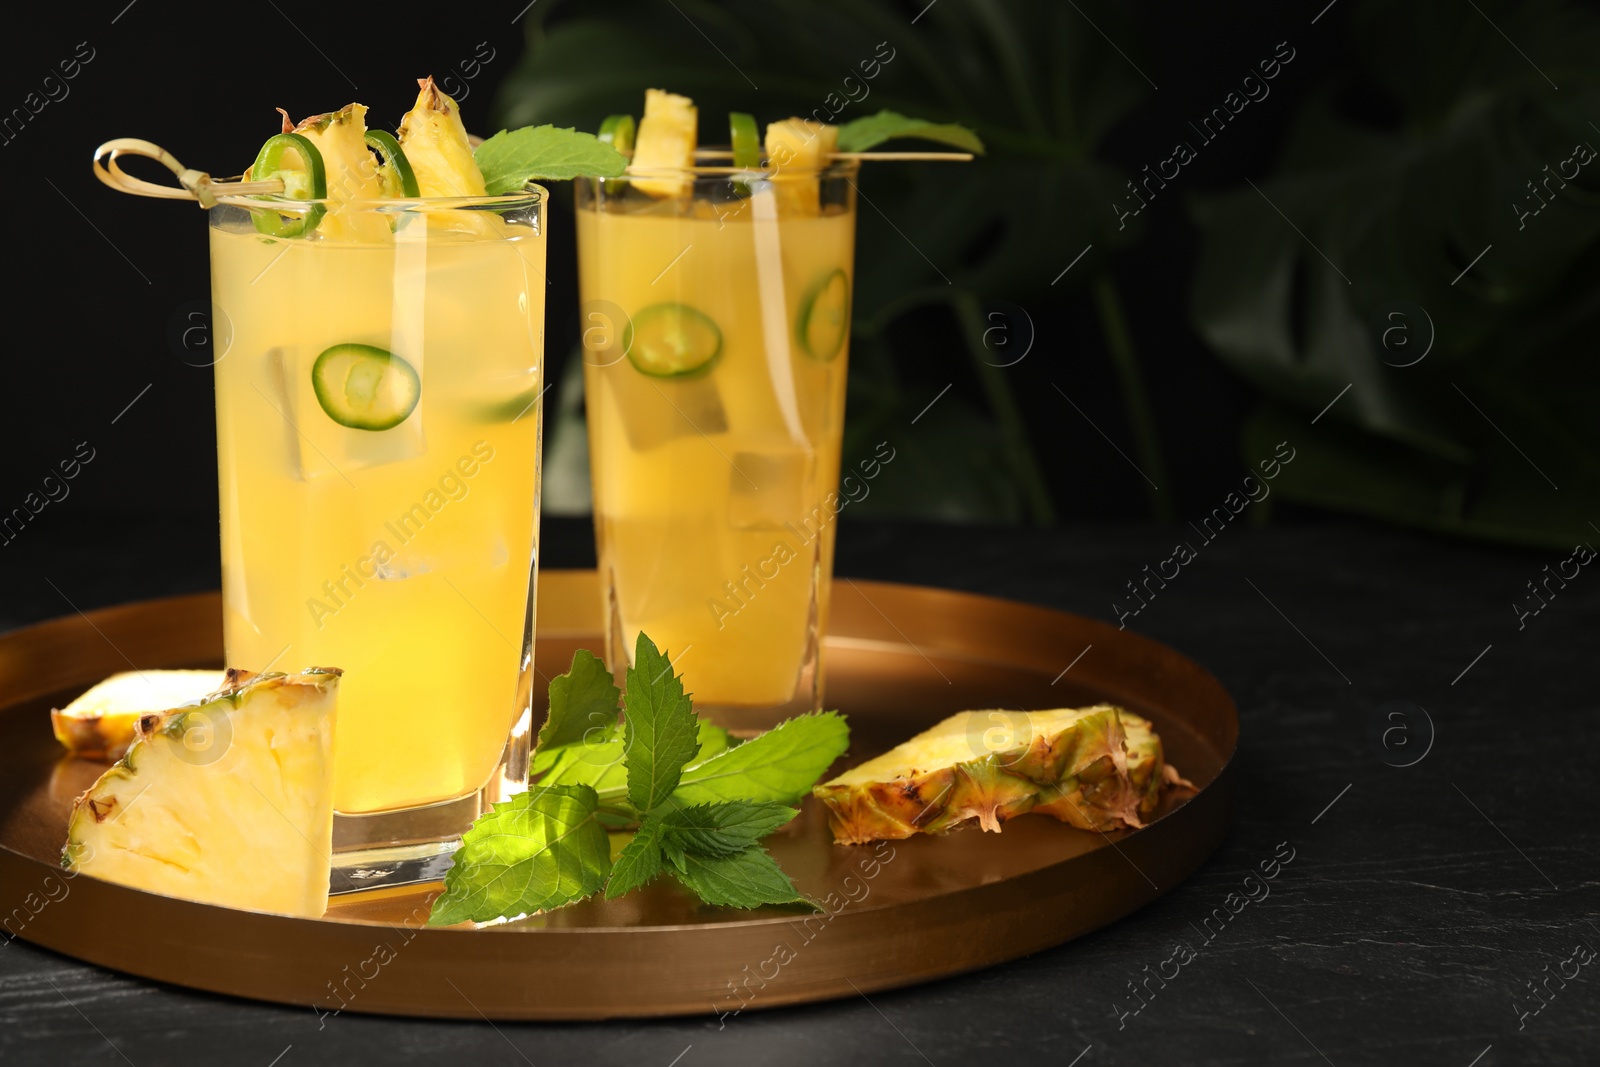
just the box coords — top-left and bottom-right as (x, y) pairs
(623, 634), (702, 810)
(835, 110), (986, 154)
(673, 712), (850, 805)
(473, 125), (627, 193)
(427, 784), (609, 927)
(428, 634), (850, 925)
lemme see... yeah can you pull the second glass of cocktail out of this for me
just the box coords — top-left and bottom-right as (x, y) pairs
(577, 110), (857, 722)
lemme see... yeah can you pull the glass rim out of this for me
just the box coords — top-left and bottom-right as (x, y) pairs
(590, 157), (861, 181)
(210, 184), (547, 213)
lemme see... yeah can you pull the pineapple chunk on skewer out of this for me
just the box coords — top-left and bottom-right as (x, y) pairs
(764, 118), (837, 216)
(813, 706), (1183, 845)
(281, 104), (391, 242)
(629, 88), (698, 198)
(63, 668), (340, 918)
(397, 76), (488, 197)
(51, 670), (225, 761)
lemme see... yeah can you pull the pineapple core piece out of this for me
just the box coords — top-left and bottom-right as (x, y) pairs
(764, 118), (837, 215)
(52, 670), (226, 761)
(63, 668), (340, 918)
(629, 88), (698, 197)
(813, 705), (1175, 845)
(397, 76), (488, 197)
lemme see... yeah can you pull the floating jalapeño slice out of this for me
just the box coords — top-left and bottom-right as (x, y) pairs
(311, 344), (421, 430)
(363, 130), (420, 198)
(796, 269), (850, 361)
(249, 133), (327, 238)
(623, 303), (723, 378)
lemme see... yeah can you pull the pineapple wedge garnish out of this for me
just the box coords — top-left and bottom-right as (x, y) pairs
(283, 104), (390, 242)
(629, 88), (698, 198)
(63, 668), (339, 918)
(764, 118), (837, 215)
(397, 76), (488, 197)
(51, 670), (225, 761)
(813, 706), (1179, 845)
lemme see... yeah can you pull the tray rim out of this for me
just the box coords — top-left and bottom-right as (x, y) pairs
(0, 573), (1239, 1019)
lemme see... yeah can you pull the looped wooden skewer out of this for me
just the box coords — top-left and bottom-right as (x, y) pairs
(93, 138), (285, 208)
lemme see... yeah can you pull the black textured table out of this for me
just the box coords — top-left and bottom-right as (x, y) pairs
(2, 517), (1594, 1066)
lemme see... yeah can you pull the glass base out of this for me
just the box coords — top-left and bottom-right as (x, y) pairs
(327, 720), (531, 896)
(329, 840), (461, 894)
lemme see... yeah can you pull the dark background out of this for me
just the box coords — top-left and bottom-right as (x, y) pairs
(3, 0), (1343, 581)
(2, 6), (1598, 1065)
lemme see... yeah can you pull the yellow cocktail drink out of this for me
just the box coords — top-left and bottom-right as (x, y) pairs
(210, 199), (546, 815)
(578, 169), (856, 712)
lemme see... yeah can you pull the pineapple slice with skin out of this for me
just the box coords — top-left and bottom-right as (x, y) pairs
(629, 88), (698, 198)
(280, 104), (390, 242)
(397, 76), (487, 197)
(813, 705), (1177, 845)
(764, 118), (838, 216)
(51, 670), (225, 761)
(62, 668), (339, 918)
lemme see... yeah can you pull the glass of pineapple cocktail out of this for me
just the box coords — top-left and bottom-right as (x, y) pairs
(210, 87), (547, 883)
(577, 93), (857, 722)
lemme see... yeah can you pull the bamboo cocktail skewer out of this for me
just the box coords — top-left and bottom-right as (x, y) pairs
(92, 138), (975, 206)
(692, 149), (974, 162)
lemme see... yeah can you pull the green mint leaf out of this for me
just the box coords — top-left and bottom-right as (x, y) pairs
(474, 125), (627, 193)
(834, 110), (985, 155)
(534, 722), (628, 793)
(673, 712), (849, 805)
(659, 801), (797, 858)
(605, 820), (665, 900)
(670, 846), (808, 909)
(624, 633), (702, 811)
(427, 784), (609, 926)
(694, 718), (735, 764)
(535, 649), (620, 754)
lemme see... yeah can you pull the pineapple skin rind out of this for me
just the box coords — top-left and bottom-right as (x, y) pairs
(814, 707), (1147, 845)
(61, 668), (340, 918)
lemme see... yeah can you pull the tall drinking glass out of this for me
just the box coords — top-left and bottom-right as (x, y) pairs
(576, 162), (857, 722)
(208, 189), (547, 886)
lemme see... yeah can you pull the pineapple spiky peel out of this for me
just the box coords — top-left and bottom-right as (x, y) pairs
(51, 669), (225, 761)
(813, 706), (1182, 845)
(62, 668), (339, 918)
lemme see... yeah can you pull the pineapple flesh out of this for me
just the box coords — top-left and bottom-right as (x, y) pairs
(813, 706), (1181, 845)
(284, 104), (390, 242)
(629, 88), (698, 198)
(62, 668), (340, 918)
(51, 670), (225, 761)
(397, 76), (488, 197)
(763, 118), (837, 215)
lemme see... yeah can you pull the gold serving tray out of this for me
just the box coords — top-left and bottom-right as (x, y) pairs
(0, 570), (1236, 1020)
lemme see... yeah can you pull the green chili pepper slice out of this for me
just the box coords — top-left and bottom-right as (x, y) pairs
(249, 132), (327, 238)
(364, 130), (420, 198)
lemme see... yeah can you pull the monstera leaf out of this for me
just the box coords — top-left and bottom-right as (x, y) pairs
(1191, 0), (1600, 548)
(496, 0), (1155, 523)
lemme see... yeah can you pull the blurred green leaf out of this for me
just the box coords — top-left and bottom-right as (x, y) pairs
(1190, 0), (1600, 548)
(836, 110), (985, 153)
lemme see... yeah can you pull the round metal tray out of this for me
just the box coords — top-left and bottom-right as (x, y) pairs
(0, 570), (1237, 1020)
